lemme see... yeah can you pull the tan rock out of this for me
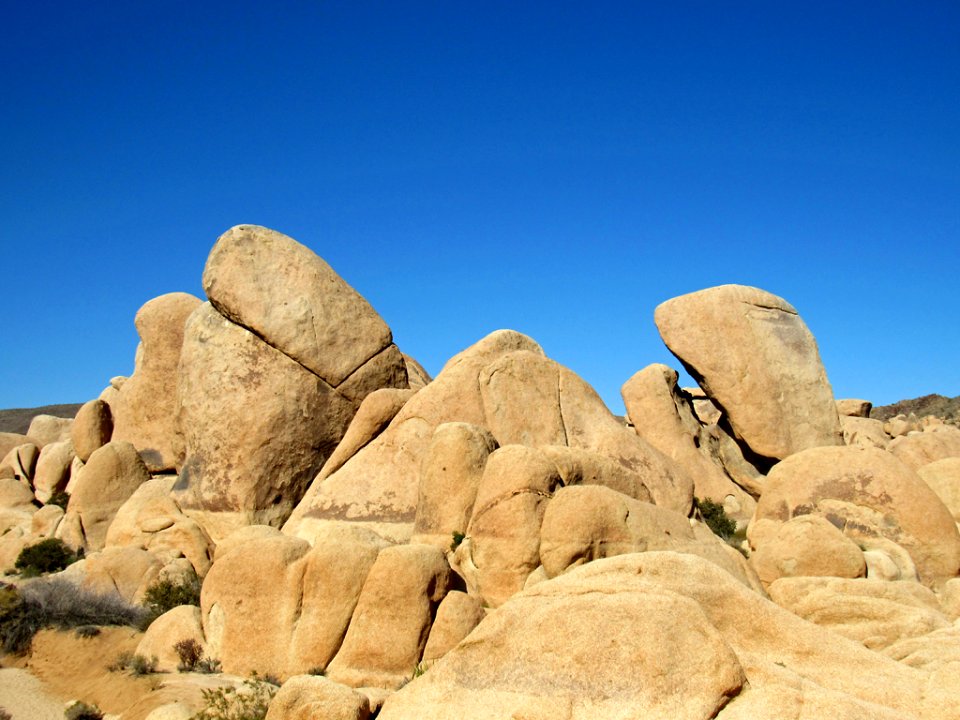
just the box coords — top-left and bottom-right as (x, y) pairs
(840, 415), (890, 449)
(0, 433), (34, 463)
(318, 388), (417, 482)
(176, 303), (356, 536)
(326, 544), (451, 689)
(884, 623), (960, 672)
(380, 556), (749, 720)
(80, 546), (165, 602)
(202, 524), (387, 678)
(31, 503), (64, 537)
(109, 293), (202, 472)
(622, 363), (757, 519)
(403, 353), (432, 390)
(0, 526), (31, 571)
(65, 440), (151, 551)
(105, 476), (215, 577)
(265, 675), (371, 720)
(136, 604), (206, 672)
(889, 425), (960, 470)
(32, 440), (76, 503)
(537, 445), (653, 502)
(538, 484), (760, 590)
(0, 478), (36, 533)
(767, 576), (950, 650)
(202, 224), (405, 389)
(861, 536), (920, 582)
(654, 284), (842, 462)
(412, 423), (497, 548)
(685, 385), (722, 424)
(455, 446), (561, 607)
(939, 578), (960, 618)
(884, 413), (920, 437)
(753, 445), (960, 588)
(917, 457), (960, 523)
(748, 514), (866, 587)
(422, 591), (486, 662)
(26, 415), (74, 447)
(71, 399), (113, 463)
(0, 442), (39, 484)
(837, 399), (873, 417)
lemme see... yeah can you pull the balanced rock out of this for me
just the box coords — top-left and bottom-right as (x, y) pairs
(753, 445), (960, 588)
(837, 399), (873, 417)
(71, 399), (113, 463)
(110, 292), (201, 471)
(654, 284), (842, 462)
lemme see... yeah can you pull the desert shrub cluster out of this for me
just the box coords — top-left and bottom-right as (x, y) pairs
(0, 578), (146, 653)
(13, 538), (77, 577)
(191, 677), (277, 720)
(142, 577), (201, 625)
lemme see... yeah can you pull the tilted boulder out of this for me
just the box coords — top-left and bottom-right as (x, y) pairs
(654, 284), (842, 463)
(32, 440), (75, 503)
(622, 363), (758, 518)
(71, 399), (113, 463)
(109, 293), (202, 472)
(752, 445), (960, 588)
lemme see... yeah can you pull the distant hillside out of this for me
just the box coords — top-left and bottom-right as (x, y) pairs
(871, 394), (960, 424)
(0, 403), (83, 434)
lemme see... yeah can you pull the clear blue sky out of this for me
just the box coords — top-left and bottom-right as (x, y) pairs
(2, 1), (958, 413)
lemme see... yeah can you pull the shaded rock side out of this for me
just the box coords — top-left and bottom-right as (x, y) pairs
(654, 284), (842, 462)
(202, 224), (403, 388)
(175, 303), (356, 534)
(110, 292), (202, 471)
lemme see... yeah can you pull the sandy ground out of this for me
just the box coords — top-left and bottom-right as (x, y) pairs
(0, 667), (66, 720)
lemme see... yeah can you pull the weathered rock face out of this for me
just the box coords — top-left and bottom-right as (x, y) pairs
(110, 292), (201, 472)
(286, 331), (694, 544)
(654, 284), (842, 462)
(201, 524), (388, 679)
(379, 552), (937, 720)
(622, 363), (758, 519)
(64, 440), (151, 551)
(203, 224), (406, 392)
(71, 399), (113, 463)
(767, 576), (950, 650)
(176, 303), (357, 536)
(326, 544), (452, 689)
(752, 445), (960, 588)
(748, 515), (866, 587)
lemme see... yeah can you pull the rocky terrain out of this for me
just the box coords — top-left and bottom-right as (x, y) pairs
(2, 224), (959, 720)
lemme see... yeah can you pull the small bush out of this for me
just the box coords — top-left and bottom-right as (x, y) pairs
(191, 678), (276, 720)
(74, 625), (101, 638)
(450, 531), (465, 552)
(0, 578), (147, 654)
(307, 666), (325, 676)
(14, 538), (77, 577)
(64, 701), (103, 720)
(195, 656), (222, 674)
(142, 578), (201, 622)
(175, 637), (204, 672)
(47, 490), (71, 510)
(694, 497), (737, 540)
(109, 651), (159, 675)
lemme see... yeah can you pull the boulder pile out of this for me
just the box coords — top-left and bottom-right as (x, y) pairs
(2, 225), (959, 720)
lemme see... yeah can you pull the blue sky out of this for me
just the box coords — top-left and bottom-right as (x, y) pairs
(2, 1), (958, 413)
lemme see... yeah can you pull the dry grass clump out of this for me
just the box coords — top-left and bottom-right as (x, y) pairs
(0, 578), (147, 653)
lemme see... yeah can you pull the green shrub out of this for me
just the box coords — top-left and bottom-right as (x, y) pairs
(0, 578), (147, 654)
(142, 578), (201, 620)
(450, 531), (465, 552)
(191, 677), (276, 720)
(14, 538), (77, 577)
(196, 657), (222, 674)
(694, 497), (737, 540)
(64, 701), (103, 720)
(47, 490), (71, 510)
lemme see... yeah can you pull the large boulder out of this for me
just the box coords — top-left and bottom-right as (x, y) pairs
(917, 458), (960, 523)
(622, 363), (758, 519)
(63, 440), (151, 551)
(379, 552), (937, 720)
(26, 415), (74, 447)
(175, 303), (357, 537)
(136, 605), (206, 673)
(110, 292), (201, 471)
(326, 544), (452, 689)
(265, 675), (371, 720)
(0, 442), (39, 485)
(32, 440), (75, 503)
(752, 445), (960, 588)
(201, 524), (388, 679)
(202, 225), (407, 396)
(654, 285), (842, 463)
(286, 331), (694, 544)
